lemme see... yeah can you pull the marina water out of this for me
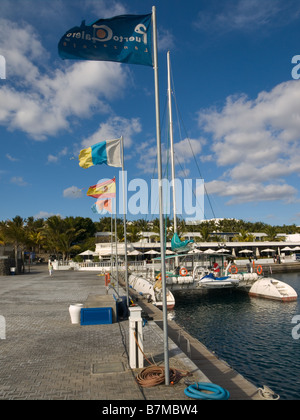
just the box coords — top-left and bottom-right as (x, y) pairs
(171, 272), (300, 400)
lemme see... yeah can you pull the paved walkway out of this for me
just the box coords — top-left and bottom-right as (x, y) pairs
(0, 266), (263, 401)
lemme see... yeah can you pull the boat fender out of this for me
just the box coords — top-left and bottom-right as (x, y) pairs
(184, 382), (230, 400)
(256, 265), (263, 275)
(229, 265), (238, 274)
(179, 267), (188, 276)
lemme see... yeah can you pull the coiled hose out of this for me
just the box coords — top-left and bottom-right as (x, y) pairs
(136, 365), (190, 387)
(133, 332), (190, 387)
(184, 382), (230, 400)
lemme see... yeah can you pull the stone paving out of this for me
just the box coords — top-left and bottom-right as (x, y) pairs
(0, 266), (207, 401)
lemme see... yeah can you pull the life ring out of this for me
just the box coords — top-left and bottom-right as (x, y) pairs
(179, 267), (188, 276)
(155, 273), (168, 281)
(257, 265), (263, 275)
(229, 265), (238, 274)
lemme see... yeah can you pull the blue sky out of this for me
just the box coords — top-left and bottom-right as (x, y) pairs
(1, 0), (300, 226)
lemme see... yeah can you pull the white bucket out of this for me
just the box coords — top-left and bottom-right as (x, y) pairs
(69, 304), (83, 324)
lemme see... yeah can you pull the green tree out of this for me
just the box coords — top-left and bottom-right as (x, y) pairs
(198, 224), (211, 242)
(232, 229), (255, 242)
(1, 216), (27, 273)
(44, 216), (86, 261)
(263, 225), (284, 242)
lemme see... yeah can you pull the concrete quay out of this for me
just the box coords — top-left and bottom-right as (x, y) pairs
(0, 266), (264, 400)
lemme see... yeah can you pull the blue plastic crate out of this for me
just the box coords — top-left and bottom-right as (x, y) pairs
(80, 307), (113, 325)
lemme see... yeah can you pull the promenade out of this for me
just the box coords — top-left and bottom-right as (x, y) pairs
(0, 265), (263, 401)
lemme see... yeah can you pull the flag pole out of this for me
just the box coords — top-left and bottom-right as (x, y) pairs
(114, 196), (119, 296)
(110, 211), (113, 279)
(152, 5), (169, 386)
(121, 136), (129, 307)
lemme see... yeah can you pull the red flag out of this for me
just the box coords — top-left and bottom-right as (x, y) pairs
(96, 198), (112, 213)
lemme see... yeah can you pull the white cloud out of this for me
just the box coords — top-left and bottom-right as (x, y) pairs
(6, 153), (19, 162)
(174, 138), (203, 164)
(33, 211), (59, 219)
(134, 137), (204, 176)
(0, 18), (128, 140)
(198, 80), (300, 205)
(84, 0), (127, 17)
(47, 147), (68, 164)
(81, 116), (142, 149)
(158, 28), (175, 52)
(205, 180), (297, 205)
(63, 186), (83, 199)
(0, 0), (127, 29)
(10, 176), (28, 186)
(194, 0), (300, 34)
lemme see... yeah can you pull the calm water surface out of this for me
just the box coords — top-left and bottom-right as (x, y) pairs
(171, 272), (300, 400)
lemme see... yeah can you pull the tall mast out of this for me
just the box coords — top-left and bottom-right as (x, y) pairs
(121, 136), (129, 307)
(152, 6), (169, 385)
(167, 51), (177, 236)
(167, 51), (179, 267)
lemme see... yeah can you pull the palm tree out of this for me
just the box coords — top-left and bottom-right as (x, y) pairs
(198, 224), (211, 242)
(44, 216), (86, 261)
(126, 224), (139, 242)
(232, 229), (255, 242)
(25, 217), (46, 255)
(263, 225), (283, 242)
(2, 216), (27, 273)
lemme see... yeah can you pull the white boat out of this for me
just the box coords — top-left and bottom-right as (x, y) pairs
(249, 278), (298, 302)
(190, 260), (240, 289)
(197, 273), (240, 289)
(128, 273), (175, 309)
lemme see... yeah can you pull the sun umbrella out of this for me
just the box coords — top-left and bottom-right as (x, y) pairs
(261, 248), (275, 253)
(79, 250), (97, 256)
(128, 250), (142, 256)
(165, 249), (175, 254)
(144, 249), (160, 255)
(238, 249), (253, 254)
(188, 248), (203, 254)
(281, 247), (293, 251)
(204, 248), (217, 254)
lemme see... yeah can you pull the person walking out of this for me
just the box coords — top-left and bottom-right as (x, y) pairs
(48, 261), (53, 276)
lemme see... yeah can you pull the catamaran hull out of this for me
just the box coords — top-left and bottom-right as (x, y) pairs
(153, 299), (175, 310)
(249, 278), (298, 302)
(128, 274), (175, 309)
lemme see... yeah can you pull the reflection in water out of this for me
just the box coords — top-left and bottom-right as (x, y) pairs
(172, 272), (300, 400)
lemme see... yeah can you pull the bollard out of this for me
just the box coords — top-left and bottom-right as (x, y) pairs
(105, 273), (111, 286)
(129, 306), (144, 369)
(0, 315), (6, 339)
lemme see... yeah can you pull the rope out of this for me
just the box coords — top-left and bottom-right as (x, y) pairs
(133, 331), (190, 387)
(184, 382), (230, 400)
(257, 385), (280, 400)
(136, 365), (189, 387)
